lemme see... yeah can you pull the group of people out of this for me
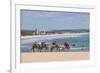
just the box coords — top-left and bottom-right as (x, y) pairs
(32, 41), (70, 52)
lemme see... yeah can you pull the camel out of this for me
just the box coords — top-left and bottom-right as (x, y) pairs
(32, 43), (37, 52)
(61, 42), (70, 51)
(32, 41), (70, 52)
(64, 42), (70, 49)
(32, 42), (49, 52)
(40, 42), (49, 52)
(51, 42), (70, 52)
(51, 41), (61, 52)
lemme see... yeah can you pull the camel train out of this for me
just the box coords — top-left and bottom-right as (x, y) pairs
(32, 41), (70, 52)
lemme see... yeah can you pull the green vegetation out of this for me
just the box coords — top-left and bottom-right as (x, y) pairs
(21, 30), (34, 36)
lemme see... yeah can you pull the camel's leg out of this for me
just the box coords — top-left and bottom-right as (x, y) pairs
(51, 48), (53, 52)
(40, 48), (42, 52)
(32, 48), (34, 52)
(46, 48), (48, 52)
(56, 48), (60, 51)
(37, 48), (40, 52)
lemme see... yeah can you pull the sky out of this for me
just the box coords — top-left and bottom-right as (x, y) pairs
(21, 10), (90, 31)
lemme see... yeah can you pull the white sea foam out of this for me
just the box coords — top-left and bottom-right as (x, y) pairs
(21, 33), (89, 44)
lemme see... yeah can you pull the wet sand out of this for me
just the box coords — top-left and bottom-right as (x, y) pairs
(21, 52), (89, 63)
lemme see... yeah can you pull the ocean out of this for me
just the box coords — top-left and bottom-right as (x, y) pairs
(21, 33), (89, 52)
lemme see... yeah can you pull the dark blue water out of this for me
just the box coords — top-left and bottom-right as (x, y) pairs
(21, 34), (89, 52)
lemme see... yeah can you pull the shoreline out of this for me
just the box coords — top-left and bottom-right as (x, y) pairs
(21, 32), (89, 39)
(21, 52), (89, 63)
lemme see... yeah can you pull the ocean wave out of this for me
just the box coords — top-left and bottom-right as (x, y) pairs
(21, 33), (89, 44)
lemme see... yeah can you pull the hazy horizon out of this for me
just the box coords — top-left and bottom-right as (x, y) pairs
(21, 28), (89, 31)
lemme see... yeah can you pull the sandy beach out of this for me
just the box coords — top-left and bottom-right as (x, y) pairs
(21, 52), (89, 63)
(21, 32), (89, 63)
